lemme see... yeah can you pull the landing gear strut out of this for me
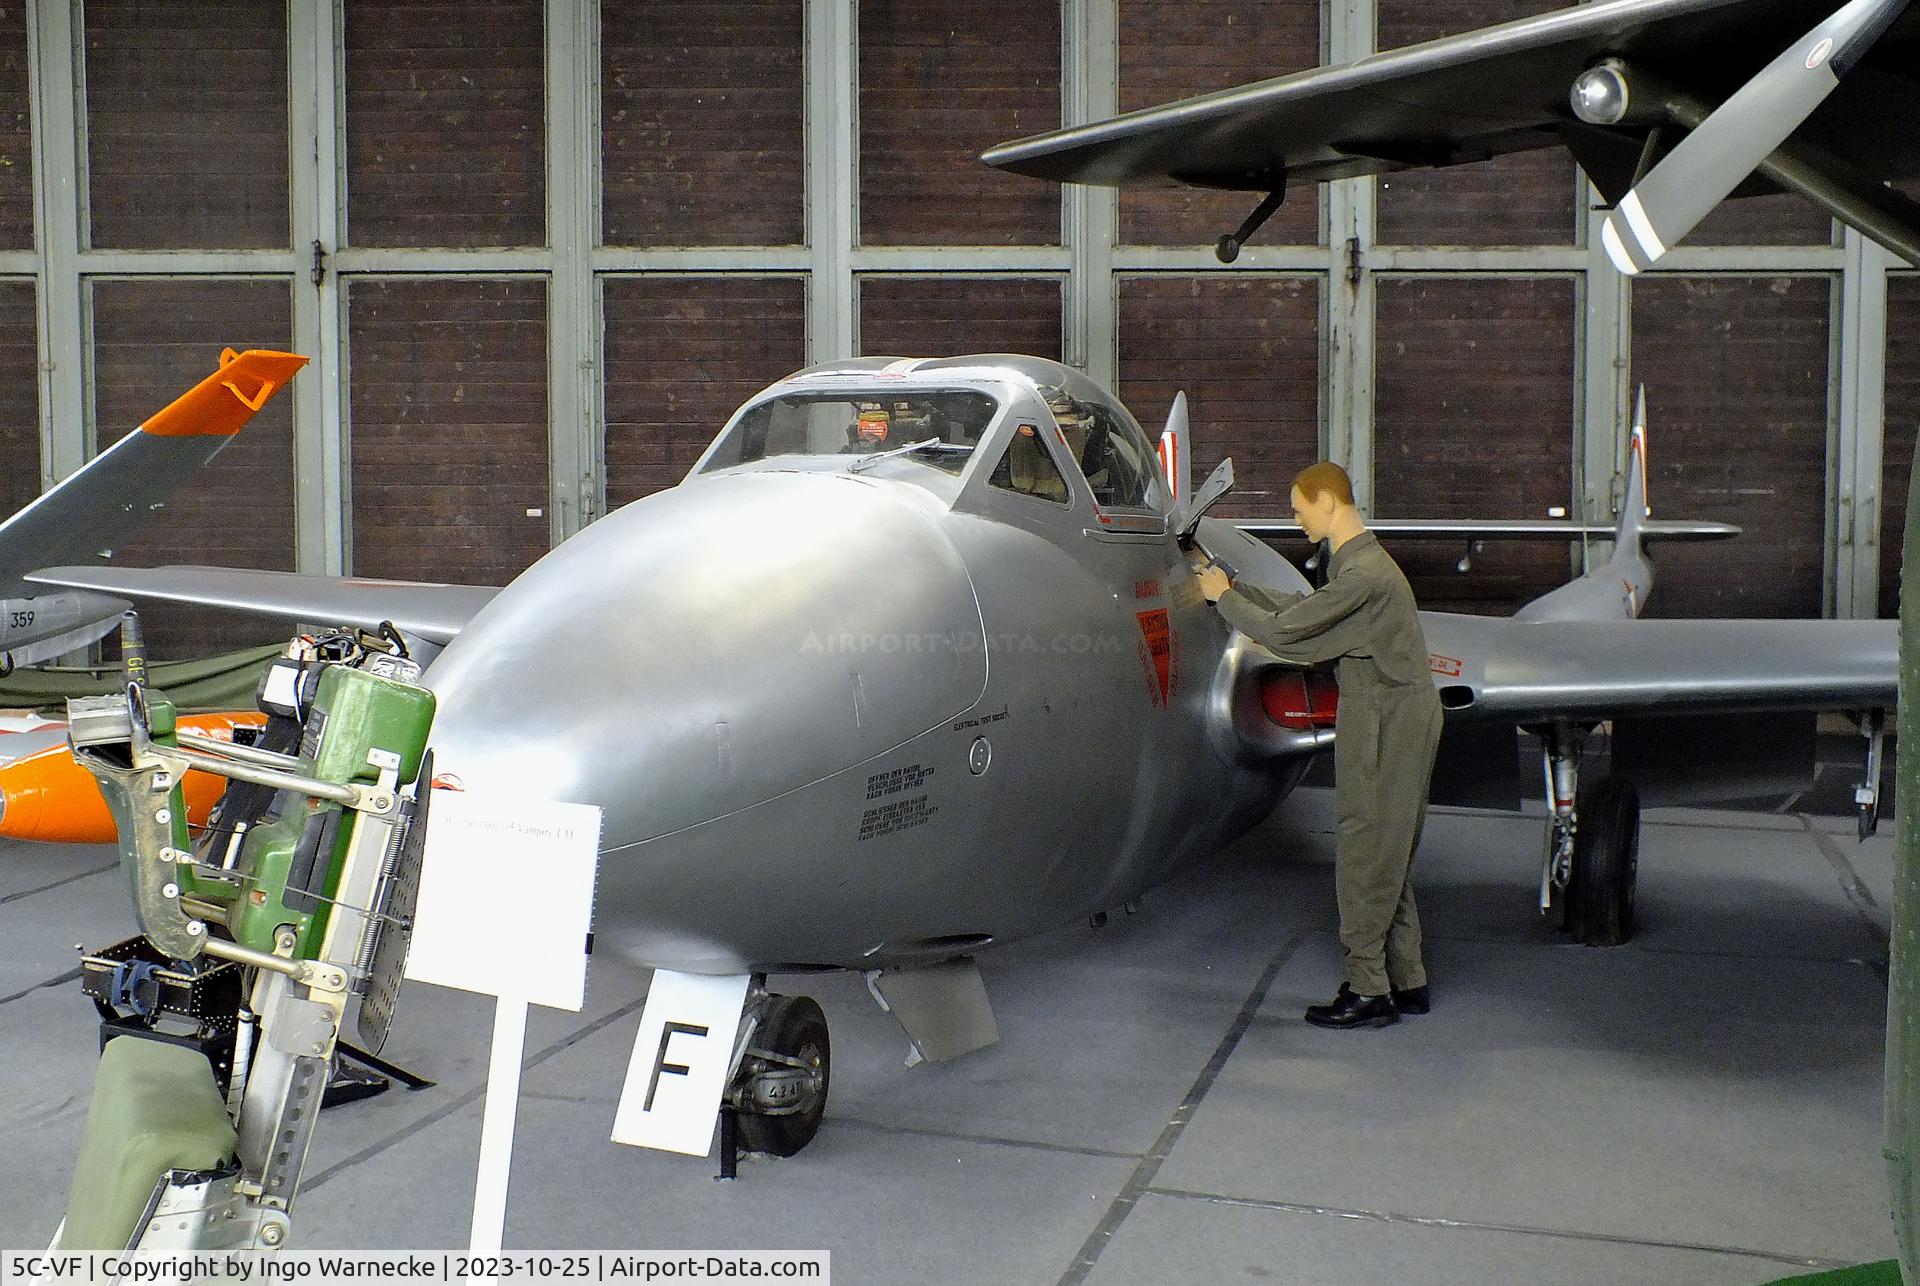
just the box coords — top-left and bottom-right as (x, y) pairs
(1857, 709), (1887, 840)
(719, 983), (831, 1166)
(1540, 724), (1642, 946)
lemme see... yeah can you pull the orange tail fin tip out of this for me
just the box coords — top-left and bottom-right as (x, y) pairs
(140, 349), (310, 438)
(0, 711), (268, 844)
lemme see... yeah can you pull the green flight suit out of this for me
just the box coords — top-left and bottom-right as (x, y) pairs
(1215, 530), (1443, 996)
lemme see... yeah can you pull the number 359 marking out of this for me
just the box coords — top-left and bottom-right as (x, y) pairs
(7, 610), (32, 628)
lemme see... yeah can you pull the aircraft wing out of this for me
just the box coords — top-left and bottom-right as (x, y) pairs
(22, 566), (497, 647)
(1421, 611), (1895, 721)
(980, 0), (1920, 198)
(0, 349), (309, 594)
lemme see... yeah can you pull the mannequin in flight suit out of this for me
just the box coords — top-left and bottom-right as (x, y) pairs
(1194, 462), (1443, 1029)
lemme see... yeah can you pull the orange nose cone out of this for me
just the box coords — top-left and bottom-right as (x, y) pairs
(0, 711), (267, 844)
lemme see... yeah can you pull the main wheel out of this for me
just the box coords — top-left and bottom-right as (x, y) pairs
(735, 995), (830, 1158)
(1565, 777), (1640, 947)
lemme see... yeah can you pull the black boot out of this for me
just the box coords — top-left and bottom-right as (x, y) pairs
(1390, 984), (1430, 1015)
(1304, 983), (1398, 1029)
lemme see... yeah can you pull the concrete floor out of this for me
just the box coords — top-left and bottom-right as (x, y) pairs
(0, 787), (1897, 1284)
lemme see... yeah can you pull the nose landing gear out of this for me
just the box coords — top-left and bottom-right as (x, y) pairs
(722, 990), (831, 1165)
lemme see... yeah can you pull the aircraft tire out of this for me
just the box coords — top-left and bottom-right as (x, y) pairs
(736, 995), (831, 1158)
(1567, 777), (1640, 947)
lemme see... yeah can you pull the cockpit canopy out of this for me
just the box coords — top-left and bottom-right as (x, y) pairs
(702, 388), (1000, 475)
(696, 354), (1170, 516)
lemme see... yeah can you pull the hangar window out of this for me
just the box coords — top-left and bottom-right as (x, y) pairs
(988, 422), (1070, 505)
(705, 388), (1001, 475)
(1050, 396), (1164, 512)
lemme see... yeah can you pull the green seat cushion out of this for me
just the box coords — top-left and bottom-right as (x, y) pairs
(56, 1036), (237, 1251)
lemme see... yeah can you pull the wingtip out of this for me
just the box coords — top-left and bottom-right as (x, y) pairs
(138, 348), (311, 438)
(1600, 218), (1642, 277)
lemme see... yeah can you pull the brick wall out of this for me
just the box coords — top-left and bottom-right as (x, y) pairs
(347, 278), (551, 585)
(859, 0), (1061, 246)
(603, 275), (807, 506)
(1117, 276), (1320, 520)
(0, 282), (34, 517)
(344, 0), (546, 248)
(85, 0), (288, 249)
(602, 1), (805, 247)
(858, 277), (1063, 361)
(0, 5), (30, 250)
(1630, 276), (1833, 619)
(1374, 276), (1577, 613)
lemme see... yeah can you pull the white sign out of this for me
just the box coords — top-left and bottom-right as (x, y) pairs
(613, 970), (752, 1156)
(405, 791), (601, 1010)
(402, 788), (602, 1252)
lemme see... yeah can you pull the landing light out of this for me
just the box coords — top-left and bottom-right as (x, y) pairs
(1572, 61), (1631, 127)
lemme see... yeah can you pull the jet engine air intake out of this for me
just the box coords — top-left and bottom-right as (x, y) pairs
(1260, 669), (1337, 730)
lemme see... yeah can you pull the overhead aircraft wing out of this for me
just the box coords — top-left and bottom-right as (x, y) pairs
(980, 0), (1920, 201)
(22, 566), (497, 647)
(0, 348), (309, 594)
(1237, 517), (1738, 543)
(1420, 611), (1895, 721)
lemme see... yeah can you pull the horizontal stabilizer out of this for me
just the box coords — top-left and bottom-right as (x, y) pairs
(25, 565), (497, 646)
(1235, 517), (1739, 543)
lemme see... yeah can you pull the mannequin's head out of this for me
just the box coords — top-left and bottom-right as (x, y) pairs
(1289, 461), (1356, 544)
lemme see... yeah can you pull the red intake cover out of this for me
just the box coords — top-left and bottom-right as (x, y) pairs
(1261, 670), (1339, 730)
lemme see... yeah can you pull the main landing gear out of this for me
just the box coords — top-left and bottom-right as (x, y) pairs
(1855, 709), (1887, 841)
(1540, 724), (1641, 946)
(717, 982), (831, 1175)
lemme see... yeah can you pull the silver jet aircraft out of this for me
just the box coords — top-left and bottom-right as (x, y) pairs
(28, 354), (1895, 1157)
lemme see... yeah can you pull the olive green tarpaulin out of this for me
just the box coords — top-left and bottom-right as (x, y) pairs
(0, 644), (279, 715)
(1762, 1262), (1900, 1286)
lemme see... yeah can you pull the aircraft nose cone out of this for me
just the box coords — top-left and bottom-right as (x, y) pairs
(424, 471), (987, 848)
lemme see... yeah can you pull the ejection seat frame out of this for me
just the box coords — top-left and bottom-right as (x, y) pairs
(54, 627), (433, 1252)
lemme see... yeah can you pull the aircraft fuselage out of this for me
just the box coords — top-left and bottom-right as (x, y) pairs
(423, 359), (1313, 974)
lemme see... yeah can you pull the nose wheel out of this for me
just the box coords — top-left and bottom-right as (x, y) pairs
(728, 993), (830, 1158)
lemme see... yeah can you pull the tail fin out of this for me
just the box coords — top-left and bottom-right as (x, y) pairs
(0, 348), (307, 591)
(1157, 391), (1191, 511)
(1615, 385), (1650, 556)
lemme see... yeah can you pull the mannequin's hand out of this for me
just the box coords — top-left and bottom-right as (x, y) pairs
(1195, 564), (1231, 603)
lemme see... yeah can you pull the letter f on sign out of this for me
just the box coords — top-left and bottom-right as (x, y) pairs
(643, 1021), (710, 1111)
